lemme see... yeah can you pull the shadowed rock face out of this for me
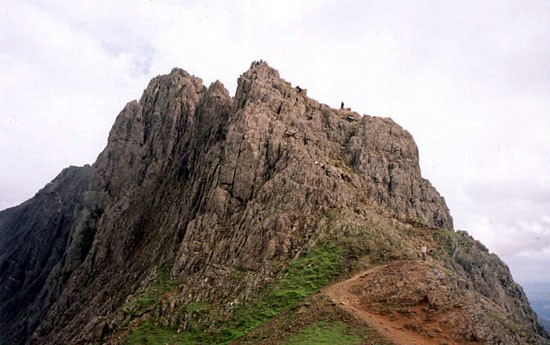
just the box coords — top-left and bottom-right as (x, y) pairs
(0, 61), (545, 345)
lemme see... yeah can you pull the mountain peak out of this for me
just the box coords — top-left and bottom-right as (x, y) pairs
(245, 59), (280, 79)
(0, 62), (547, 345)
(234, 60), (293, 109)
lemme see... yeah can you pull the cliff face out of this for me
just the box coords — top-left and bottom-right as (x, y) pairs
(0, 61), (546, 345)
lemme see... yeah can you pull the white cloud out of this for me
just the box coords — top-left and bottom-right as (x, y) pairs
(0, 1), (151, 209)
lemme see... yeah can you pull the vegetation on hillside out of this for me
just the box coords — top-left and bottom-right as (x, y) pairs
(123, 241), (343, 344)
(283, 321), (363, 345)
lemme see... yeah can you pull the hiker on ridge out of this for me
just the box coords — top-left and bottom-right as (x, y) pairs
(421, 243), (428, 261)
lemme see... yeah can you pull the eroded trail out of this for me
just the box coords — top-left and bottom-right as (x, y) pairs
(322, 262), (469, 345)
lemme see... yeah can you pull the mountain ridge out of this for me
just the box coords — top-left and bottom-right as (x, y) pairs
(0, 61), (547, 344)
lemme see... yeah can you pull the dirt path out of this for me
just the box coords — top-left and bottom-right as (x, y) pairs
(322, 264), (454, 345)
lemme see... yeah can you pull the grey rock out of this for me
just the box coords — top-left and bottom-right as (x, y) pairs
(0, 61), (545, 345)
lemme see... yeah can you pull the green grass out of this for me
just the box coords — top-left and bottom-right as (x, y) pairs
(283, 322), (363, 345)
(489, 313), (525, 335)
(432, 228), (458, 257)
(124, 241), (344, 344)
(208, 241), (344, 343)
(124, 320), (179, 345)
(123, 270), (180, 317)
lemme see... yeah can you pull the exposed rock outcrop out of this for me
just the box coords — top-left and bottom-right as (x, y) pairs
(0, 61), (546, 345)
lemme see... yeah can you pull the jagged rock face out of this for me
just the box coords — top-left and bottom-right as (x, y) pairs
(0, 166), (105, 343)
(0, 61), (545, 344)
(446, 231), (549, 339)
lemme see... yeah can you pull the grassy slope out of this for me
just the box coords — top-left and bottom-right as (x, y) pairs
(283, 322), (363, 345)
(122, 241), (347, 345)
(118, 220), (544, 345)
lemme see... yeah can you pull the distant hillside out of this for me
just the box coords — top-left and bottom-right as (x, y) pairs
(1, 61), (548, 345)
(531, 301), (550, 322)
(542, 319), (550, 334)
(524, 282), (550, 334)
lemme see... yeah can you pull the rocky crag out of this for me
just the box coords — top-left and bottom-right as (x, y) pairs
(0, 61), (547, 344)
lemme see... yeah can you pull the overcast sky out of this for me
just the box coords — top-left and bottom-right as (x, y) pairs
(1, 1), (549, 288)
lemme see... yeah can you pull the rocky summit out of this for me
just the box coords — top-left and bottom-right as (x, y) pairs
(0, 61), (548, 345)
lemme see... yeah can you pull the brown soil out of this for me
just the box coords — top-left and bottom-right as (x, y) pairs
(322, 261), (480, 345)
(231, 293), (392, 345)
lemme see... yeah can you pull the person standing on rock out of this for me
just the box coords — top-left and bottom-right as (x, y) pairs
(421, 243), (428, 261)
